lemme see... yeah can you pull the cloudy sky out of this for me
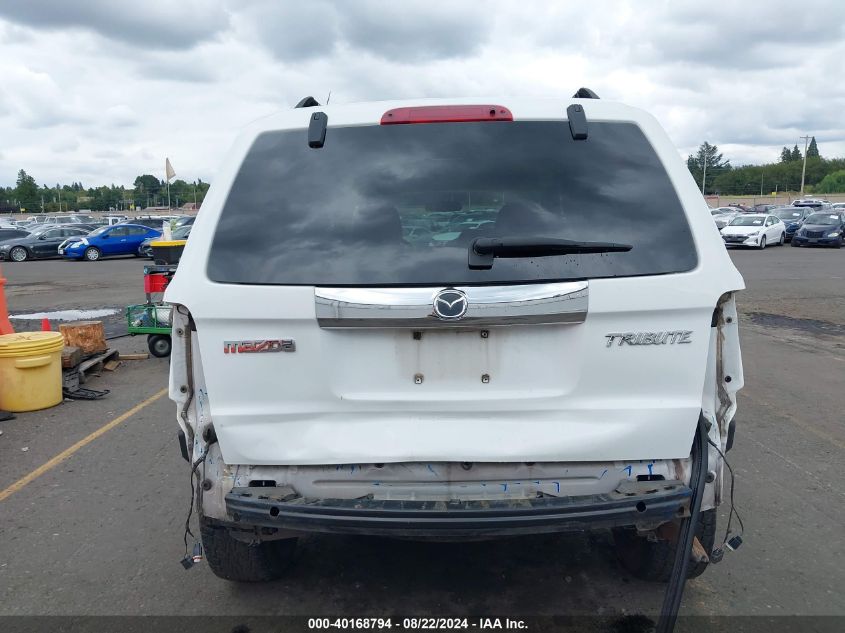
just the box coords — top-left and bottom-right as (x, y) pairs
(1, 0), (843, 188)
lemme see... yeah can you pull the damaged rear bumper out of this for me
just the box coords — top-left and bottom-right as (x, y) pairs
(224, 481), (690, 538)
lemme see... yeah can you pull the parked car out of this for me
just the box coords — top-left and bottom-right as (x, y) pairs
(123, 215), (185, 231)
(721, 213), (785, 248)
(39, 214), (97, 225)
(831, 203), (845, 211)
(62, 223), (100, 232)
(21, 221), (97, 231)
(19, 217), (104, 229)
(727, 203), (752, 213)
(59, 224), (161, 261)
(712, 209), (741, 230)
(0, 226), (90, 261)
(790, 212), (845, 248)
(139, 224), (191, 258)
(165, 96), (745, 582)
(771, 207), (812, 242)
(173, 216), (196, 229)
(0, 228), (31, 242)
(792, 200), (831, 212)
(753, 203), (783, 214)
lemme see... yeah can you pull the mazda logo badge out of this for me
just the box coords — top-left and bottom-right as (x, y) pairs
(433, 289), (468, 320)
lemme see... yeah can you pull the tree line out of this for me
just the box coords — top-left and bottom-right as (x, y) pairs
(687, 136), (845, 196)
(0, 171), (210, 213)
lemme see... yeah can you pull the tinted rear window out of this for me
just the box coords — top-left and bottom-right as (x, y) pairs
(209, 121), (696, 286)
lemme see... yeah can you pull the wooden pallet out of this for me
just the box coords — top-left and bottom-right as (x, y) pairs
(76, 349), (120, 384)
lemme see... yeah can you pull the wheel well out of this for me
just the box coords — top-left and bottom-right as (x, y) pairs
(10, 245), (30, 258)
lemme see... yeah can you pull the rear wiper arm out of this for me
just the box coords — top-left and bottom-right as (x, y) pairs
(468, 236), (632, 270)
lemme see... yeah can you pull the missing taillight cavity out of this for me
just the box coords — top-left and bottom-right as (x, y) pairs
(380, 105), (513, 125)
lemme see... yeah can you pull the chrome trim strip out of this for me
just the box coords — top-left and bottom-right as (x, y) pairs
(315, 282), (588, 328)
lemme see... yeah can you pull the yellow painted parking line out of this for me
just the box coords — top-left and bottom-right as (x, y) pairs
(0, 387), (168, 503)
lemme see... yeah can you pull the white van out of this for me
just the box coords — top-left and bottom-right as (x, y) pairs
(166, 94), (745, 582)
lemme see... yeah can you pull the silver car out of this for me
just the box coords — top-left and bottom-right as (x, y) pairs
(713, 209), (741, 230)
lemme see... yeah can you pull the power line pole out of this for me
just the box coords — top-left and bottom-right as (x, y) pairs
(799, 135), (811, 195)
(701, 156), (707, 194)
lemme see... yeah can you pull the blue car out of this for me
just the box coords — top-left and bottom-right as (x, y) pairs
(59, 224), (162, 261)
(772, 207), (812, 242)
(791, 212), (845, 248)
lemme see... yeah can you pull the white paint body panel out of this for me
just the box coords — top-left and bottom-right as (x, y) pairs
(167, 97), (744, 466)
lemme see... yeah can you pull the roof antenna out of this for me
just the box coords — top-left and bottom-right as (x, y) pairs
(326, 91), (332, 105)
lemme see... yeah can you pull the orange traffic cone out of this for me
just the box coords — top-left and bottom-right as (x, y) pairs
(0, 264), (13, 335)
(41, 317), (51, 331)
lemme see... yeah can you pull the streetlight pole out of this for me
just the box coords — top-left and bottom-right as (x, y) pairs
(701, 159), (707, 195)
(799, 135), (811, 196)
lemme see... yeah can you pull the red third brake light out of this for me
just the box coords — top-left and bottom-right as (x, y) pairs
(380, 105), (513, 125)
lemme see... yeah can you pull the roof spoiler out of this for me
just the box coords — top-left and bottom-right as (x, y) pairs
(572, 87), (600, 99)
(295, 96), (321, 108)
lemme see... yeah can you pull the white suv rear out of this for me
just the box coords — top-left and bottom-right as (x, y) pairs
(167, 95), (744, 582)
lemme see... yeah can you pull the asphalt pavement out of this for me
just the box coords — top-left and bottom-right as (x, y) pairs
(0, 246), (843, 626)
(3, 256), (144, 336)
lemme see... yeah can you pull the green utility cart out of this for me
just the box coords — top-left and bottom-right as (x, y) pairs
(126, 303), (172, 357)
(125, 263), (178, 357)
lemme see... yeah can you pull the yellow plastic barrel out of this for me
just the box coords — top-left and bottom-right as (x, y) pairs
(150, 240), (187, 265)
(0, 331), (65, 412)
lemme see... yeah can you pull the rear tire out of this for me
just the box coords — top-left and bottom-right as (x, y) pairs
(612, 508), (717, 582)
(84, 246), (101, 261)
(9, 246), (28, 262)
(200, 518), (297, 582)
(791, 239), (800, 247)
(147, 334), (172, 357)
(778, 233), (785, 246)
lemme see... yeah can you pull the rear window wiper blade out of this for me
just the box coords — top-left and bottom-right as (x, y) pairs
(468, 236), (632, 270)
